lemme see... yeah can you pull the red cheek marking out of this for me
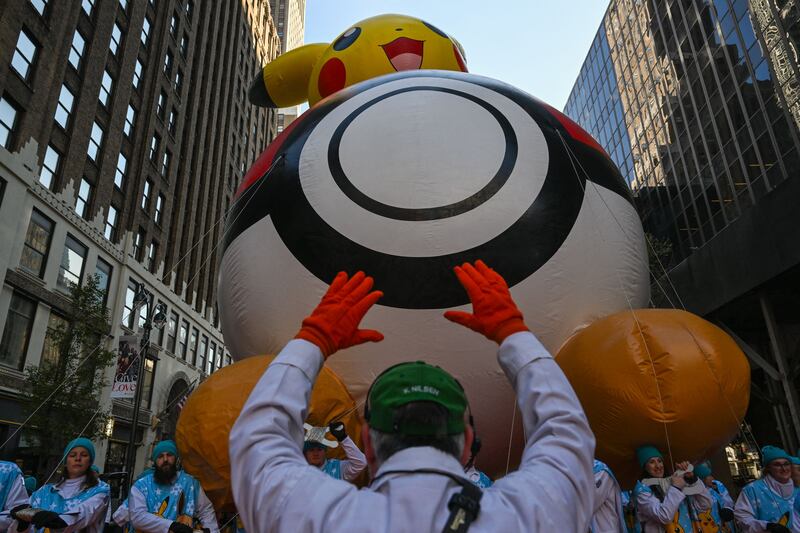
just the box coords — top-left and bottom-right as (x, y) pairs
(543, 103), (608, 157)
(318, 58), (347, 98)
(453, 44), (468, 72)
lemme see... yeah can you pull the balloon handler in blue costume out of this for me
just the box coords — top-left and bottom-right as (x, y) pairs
(633, 445), (712, 533)
(694, 462), (736, 532)
(8, 437), (110, 533)
(0, 460), (30, 531)
(734, 445), (800, 533)
(592, 459), (627, 533)
(129, 440), (219, 533)
(302, 421), (367, 481)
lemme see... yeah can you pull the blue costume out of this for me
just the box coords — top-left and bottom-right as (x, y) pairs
(27, 478), (109, 533)
(707, 479), (736, 532)
(132, 469), (202, 521)
(737, 477), (798, 528)
(592, 460), (626, 533)
(0, 461), (29, 531)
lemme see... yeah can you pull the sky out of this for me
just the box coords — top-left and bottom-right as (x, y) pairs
(303, 1), (609, 110)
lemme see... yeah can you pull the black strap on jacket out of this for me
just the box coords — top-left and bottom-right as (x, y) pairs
(370, 468), (483, 533)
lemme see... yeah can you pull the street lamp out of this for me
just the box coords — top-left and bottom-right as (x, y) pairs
(122, 282), (166, 497)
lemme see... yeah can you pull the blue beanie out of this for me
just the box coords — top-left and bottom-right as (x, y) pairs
(762, 445), (792, 466)
(694, 462), (712, 479)
(64, 437), (95, 463)
(151, 440), (178, 462)
(24, 476), (37, 493)
(791, 456), (800, 466)
(636, 445), (662, 469)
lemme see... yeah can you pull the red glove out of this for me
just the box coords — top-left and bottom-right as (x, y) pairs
(444, 260), (528, 344)
(296, 271), (384, 358)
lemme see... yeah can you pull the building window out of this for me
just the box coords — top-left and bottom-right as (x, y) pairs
(161, 150), (171, 177)
(154, 193), (165, 225)
(82, 0), (94, 15)
(185, 0), (193, 20)
(118, 0), (127, 12)
(147, 240), (157, 271)
(0, 292), (37, 370)
(170, 12), (179, 38)
(142, 357), (156, 408)
(167, 311), (178, 353)
(141, 179), (152, 210)
(12, 29), (38, 81)
(149, 134), (160, 160)
(163, 51), (173, 77)
(99, 70), (113, 107)
(39, 145), (60, 189)
(31, 0), (47, 16)
(208, 342), (216, 373)
(133, 228), (144, 261)
(88, 121), (104, 162)
(198, 334), (207, 370)
(156, 90), (166, 119)
(142, 16), (151, 47)
(179, 320), (188, 359)
(174, 69), (183, 95)
(95, 257), (112, 306)
(57, 234), (88, 290)
(110, 23), (122, 56)
(54, 85), (74, 129)
(68, 30), (85, 70)
(114, 152), (127, 189)
(20, 208), (53, 278)
(41, 312), (68, 367)
(75, 178), (92, 218)
(124, 104), (136, 136)
(122, 279), (136, 328)
(0, 96), (20, 149)
(133, 59), (143, 89)
(189, 327), (198, 365)
(180, 34), (188, 57)
(167, 108), (177, 135)
(104, 205), (118, 241)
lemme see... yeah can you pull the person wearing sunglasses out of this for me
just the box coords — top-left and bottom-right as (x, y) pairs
(734, 446), (800, 533)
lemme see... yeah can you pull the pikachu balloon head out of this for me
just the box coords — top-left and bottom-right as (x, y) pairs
(249, 14), (468, 108)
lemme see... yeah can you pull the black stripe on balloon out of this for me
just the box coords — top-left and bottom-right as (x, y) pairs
(223, 72), (588, 309)
(327, 86), (518, 221)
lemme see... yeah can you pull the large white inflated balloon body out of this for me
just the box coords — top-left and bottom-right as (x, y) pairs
(219, 70), (649, 475)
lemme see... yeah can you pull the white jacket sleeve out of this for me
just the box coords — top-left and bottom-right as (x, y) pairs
(734, 490), (769, 533)
(486, 331), (596, 532)
(229, 339), (358, 533)
(59, 490), (109, 532)
(686, 479), (712, 511)
(636, 485), (686, 524)
(196, 486), (220, 533)
(0, 472), (29, 531)
(112, 500), (129, 527)
(129, 485), (173, 533)
(339, 437), (367, 482)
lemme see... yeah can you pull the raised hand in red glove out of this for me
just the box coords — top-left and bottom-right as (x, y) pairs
(295, 271), (384, 358)
(444, 260), (528, 344)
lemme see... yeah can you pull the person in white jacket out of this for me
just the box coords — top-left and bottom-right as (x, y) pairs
(303, 422), (366, 481)
(734, 445), (800, 533)
(9, 438), (110, 533)
(633, 445), (712, 533)
(591, 459), (626, 533)
(229, 260), (595, 532)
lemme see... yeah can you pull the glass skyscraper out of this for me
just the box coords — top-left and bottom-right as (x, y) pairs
(565, 0), (800, 463)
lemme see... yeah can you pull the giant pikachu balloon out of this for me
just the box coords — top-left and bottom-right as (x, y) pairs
(248, 14), (468, 107)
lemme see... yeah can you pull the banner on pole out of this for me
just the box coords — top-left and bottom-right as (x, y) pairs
(111, 335), (140, 399)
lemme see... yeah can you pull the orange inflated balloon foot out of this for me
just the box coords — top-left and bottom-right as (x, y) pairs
(555, 308), (750, 488)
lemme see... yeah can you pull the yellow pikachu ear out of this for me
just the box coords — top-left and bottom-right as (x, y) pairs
(248, 43), (329, 108)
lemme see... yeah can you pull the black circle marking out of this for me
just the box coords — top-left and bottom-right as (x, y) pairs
(327, 86), (518, 221)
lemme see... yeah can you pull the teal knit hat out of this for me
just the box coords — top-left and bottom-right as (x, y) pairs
(761, 445), (791, 467)
(636, 445), (662, 469)
(791, 456), (800, 466)
(151, 440), (178, 462)
(24, 476), (37, 493)
(64, 437), (95, 463)
(694, 462), (712, 479)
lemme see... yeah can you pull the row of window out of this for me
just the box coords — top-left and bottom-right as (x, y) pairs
(121, 280), (229, 376)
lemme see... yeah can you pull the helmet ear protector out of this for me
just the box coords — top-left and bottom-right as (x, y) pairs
(363, 361), (478, 449)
